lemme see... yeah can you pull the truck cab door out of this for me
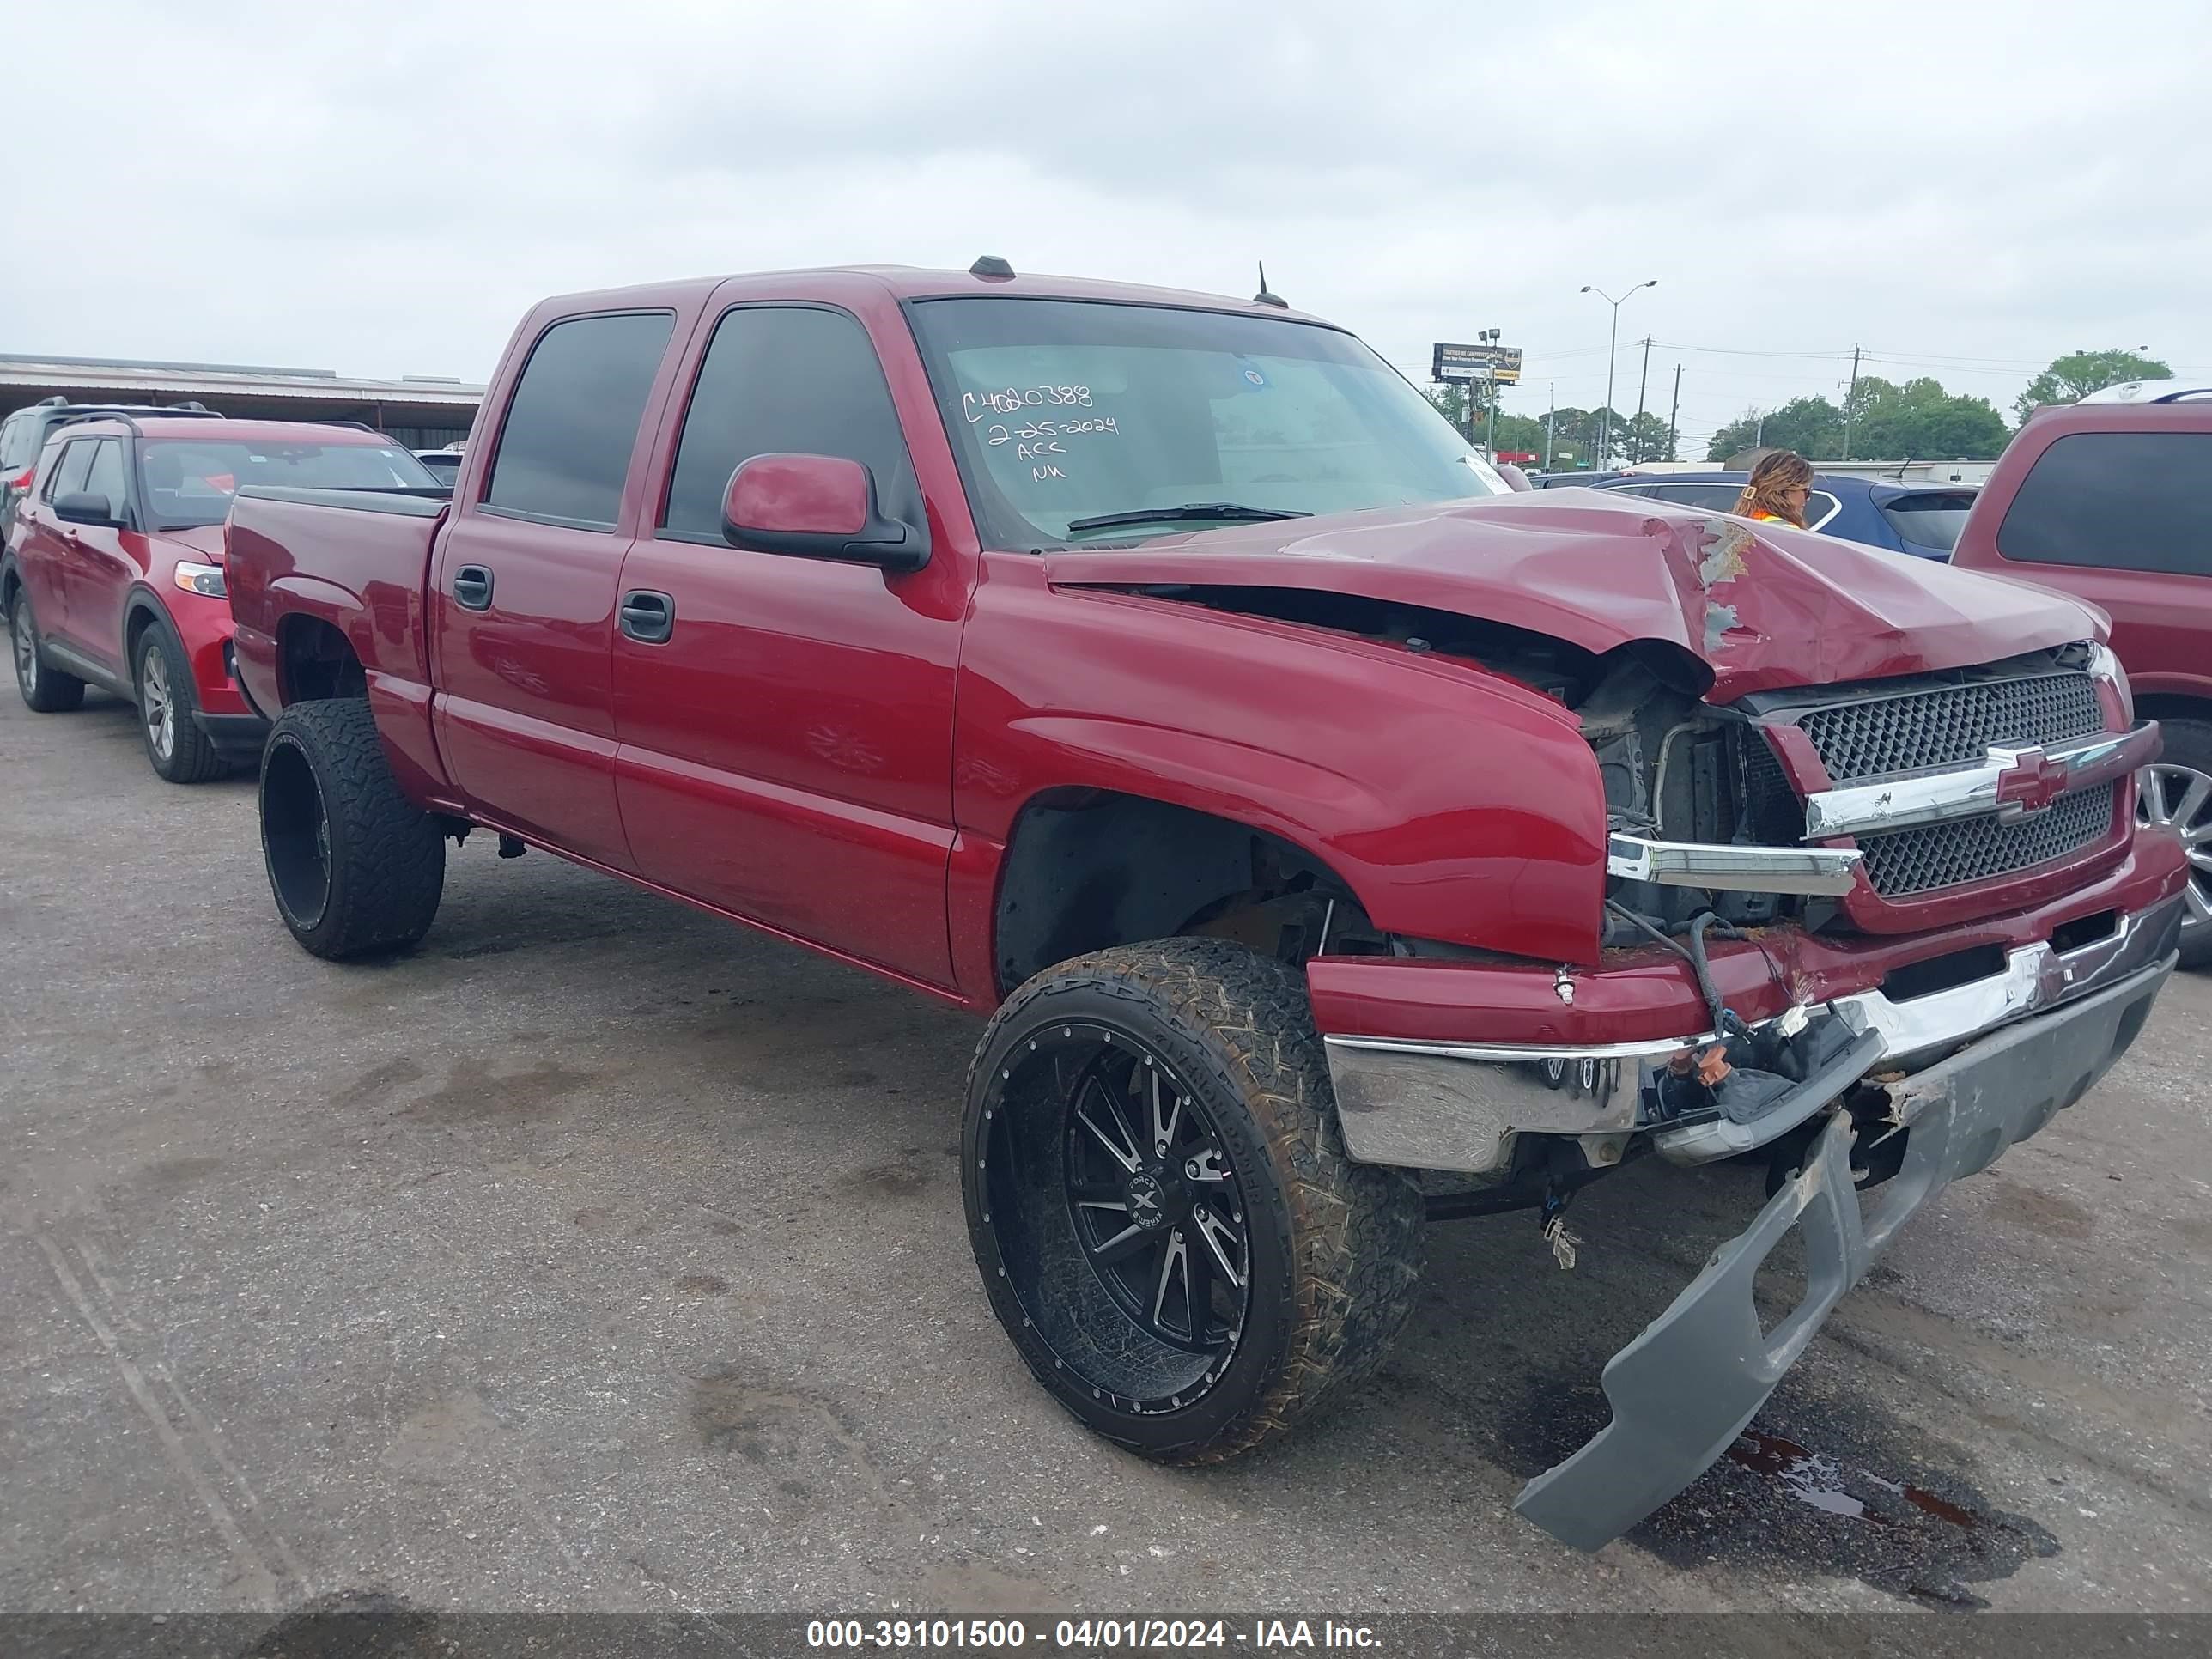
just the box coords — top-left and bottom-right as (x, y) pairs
(429, 310), (680, 872)
(612, 300), (969, 988)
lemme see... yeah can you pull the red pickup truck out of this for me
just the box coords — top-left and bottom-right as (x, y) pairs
(224, 262), (2185, 1550)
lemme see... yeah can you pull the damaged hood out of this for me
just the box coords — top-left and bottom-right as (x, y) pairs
(1041, 489), (2102, 699)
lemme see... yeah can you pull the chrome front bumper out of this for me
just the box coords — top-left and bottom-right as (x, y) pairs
(1322, 891), (2184, 1176)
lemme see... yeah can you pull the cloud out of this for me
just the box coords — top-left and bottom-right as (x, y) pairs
(6, 0), (2208, 447)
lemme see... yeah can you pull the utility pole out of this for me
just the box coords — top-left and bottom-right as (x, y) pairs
(1667, 363), (1682, 462)
(1841, 344), (1863, 460)
(1631, 336), (1654, 464)
(1544, 382), (1556, 471)
(1485, 374), (1497, 459)
(1755, 410), (1765, 448)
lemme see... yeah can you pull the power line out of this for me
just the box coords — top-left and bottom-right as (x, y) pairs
(1650, 340), (1856, 360)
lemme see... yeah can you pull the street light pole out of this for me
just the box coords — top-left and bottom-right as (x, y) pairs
(1581, 279), (1656, 468)
(1476, 326), (1502, 459)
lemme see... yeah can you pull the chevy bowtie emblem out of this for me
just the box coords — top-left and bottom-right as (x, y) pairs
(1990, 744), (2070, 817)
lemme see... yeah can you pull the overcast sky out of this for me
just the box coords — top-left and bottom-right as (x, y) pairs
(9, 1), (2209, 456)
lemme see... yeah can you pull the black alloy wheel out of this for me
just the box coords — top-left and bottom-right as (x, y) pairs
(964, 939), (1424, 1463)
(258, 698), (444, 959)
(1060, 1032), (1250, 1376)
(263, 735), (334, 932)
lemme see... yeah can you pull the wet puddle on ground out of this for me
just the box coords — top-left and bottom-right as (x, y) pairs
(1728, 1427), (1986, 1530)
(1475, 1360), (2062, 1608)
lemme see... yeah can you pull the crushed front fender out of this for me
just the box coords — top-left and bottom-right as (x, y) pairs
(1513, 952), (2172, 1551)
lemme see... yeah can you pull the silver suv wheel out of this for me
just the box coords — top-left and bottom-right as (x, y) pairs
(2138, 763), (2212, 939)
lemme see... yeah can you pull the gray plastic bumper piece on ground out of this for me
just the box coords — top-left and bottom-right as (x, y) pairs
(1513, 954), (2172, 1552)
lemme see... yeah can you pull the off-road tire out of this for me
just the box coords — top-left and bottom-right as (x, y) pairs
(136, 623), (228, 783)
(2142, 714), (2212, 969)
(963, 937), (1425, 1463)
(259, 698), (444, 959)
(10, 588), (85, 713)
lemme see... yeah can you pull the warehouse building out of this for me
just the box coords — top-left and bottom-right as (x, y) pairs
(0, 353), (482, 450)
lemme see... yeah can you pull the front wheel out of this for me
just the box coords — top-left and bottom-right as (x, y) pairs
(963, 938), (1425, 1463)
(259, 698), (445, 959)
(136, 624), (228, 783)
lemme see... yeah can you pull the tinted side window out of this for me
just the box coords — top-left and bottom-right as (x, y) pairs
(1646, 483), (1747, 512)
(82, 440), (128, 513)
(1999, 432), (2212, 574)
(1881, 493), (1975, 553)
(0, 415), (33, 471)
(661, 306), (914, 542)
(46, 440), (95, 501)
(483, 311), (675, 528)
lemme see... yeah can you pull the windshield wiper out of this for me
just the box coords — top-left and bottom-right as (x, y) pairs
(1062, 501), (1311, 535)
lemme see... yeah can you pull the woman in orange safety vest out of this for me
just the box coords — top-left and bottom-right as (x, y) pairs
(1734, 449), (1814, 528)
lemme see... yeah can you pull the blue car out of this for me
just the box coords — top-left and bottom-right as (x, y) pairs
(1528, 469), (1976, 560)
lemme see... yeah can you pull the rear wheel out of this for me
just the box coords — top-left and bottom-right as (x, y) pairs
(260, 698), (444, 959)
(135, 624), (227, 783)
(2138, 716), (2212, 969)
(963, 938), (1424, 1462)
(10, 589), (85, 713)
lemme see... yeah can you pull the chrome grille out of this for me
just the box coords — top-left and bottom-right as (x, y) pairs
(1799, 672), (2104, 782)
(1857, 782), (2116, 897)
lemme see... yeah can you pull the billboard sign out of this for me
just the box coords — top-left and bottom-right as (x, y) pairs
(1432, 342), (1522, 384)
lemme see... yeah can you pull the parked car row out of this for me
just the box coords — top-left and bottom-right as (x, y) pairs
(0, 264), (2194, 1554)
(1531, 465), (1978, 560)
(2, 395), (218, 538)
(413, 443), (466, 485)
(3, 413), (439, 780)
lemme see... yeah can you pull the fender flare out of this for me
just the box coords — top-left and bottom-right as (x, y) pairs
(119, 584), (181, 668)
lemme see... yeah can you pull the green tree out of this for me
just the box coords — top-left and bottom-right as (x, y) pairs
(1548, 407), (1628, 467)
(1423, 383), (1477, 434)
(1705, 396), (1844, 463)
(1528, 406), (1593, 470)
(1617, 412), (1674, 465)
(2014, 350), (2172, 422)
(1422, 386), (1553, 459)
(1852, 376), (2009, 459)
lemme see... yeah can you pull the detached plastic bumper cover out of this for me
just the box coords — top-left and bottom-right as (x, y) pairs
(1513, 951), (2172, 1551)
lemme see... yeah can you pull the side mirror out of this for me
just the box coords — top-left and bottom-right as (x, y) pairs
(721, 453), (927, 573)
(56, 491), (121, 527)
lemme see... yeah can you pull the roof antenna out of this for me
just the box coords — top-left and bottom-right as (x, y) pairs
(970, 253), (1016, 280)
(1252, 261), (1288, 308)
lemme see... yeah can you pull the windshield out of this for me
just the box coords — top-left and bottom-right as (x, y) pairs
(141, 439), (439, 529)
(907, 297), (1507, 546)
(1880, 492), (1977, 553)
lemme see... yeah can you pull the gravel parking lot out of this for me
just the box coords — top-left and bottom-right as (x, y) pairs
(5, 686), (2211, 1620)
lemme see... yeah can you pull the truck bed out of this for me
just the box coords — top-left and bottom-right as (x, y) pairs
(225, 484), (453, 800)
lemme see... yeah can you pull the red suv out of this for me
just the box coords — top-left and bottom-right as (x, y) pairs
(1952, 391), (2212, 960)
(3, 417), (441, 781)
